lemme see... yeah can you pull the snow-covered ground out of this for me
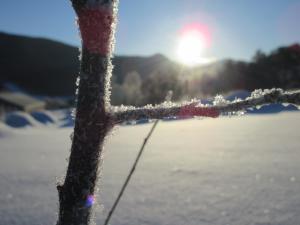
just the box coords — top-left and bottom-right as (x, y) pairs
(0, 112), (300, 225)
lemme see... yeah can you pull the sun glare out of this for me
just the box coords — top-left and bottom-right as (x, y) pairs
(176, 24), (211, 66)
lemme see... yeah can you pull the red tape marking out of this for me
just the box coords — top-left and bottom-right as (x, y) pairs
(78, 7), (113, 55)
(179, 104), (219, 118)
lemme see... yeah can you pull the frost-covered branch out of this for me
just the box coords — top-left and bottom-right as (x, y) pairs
(111, 89), (300, 123)
(215, 89), (300, 113)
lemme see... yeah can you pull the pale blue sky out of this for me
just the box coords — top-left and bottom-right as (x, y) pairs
(1, 0), (300, 61)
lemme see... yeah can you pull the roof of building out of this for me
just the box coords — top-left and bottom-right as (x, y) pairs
(0, 92), (46, 112)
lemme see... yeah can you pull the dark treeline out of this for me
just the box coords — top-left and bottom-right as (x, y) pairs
(1, 33), (299, 106)
(111, 44), (300, 105)
(199, 44), (300, 96)
(111, 70), (183, 106)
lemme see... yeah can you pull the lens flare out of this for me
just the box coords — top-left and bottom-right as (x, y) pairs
(85, 195), (95, 207)
(176, 23), (212, 66)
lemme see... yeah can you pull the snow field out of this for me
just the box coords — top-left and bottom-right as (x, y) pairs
(0, 113), (299, 225)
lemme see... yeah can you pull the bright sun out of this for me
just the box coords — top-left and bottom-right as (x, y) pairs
(176, 24), (211, 66)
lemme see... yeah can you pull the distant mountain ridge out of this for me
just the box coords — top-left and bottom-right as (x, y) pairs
(0, 32), (79, 96)
(0, 32), (178, 96)
(0, 32), (221, 96)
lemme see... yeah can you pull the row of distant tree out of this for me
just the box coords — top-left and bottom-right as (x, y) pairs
(199, 44), (300, 96)
(111, 44), (300, 105)
(111, 71), (183, 105)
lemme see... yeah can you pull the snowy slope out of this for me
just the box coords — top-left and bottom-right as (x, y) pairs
(0, 113), (300, 225)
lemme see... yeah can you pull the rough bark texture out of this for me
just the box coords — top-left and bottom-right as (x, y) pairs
(57, 1), (116, 224)
(57, 51), (112, 225)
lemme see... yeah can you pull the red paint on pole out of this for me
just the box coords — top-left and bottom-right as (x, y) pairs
(78, 7), (113, 55)
(179, 104), (219, 118)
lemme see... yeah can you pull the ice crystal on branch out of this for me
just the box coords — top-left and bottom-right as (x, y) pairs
(110, 88), (300, 124)
(213, 95), (230, 106)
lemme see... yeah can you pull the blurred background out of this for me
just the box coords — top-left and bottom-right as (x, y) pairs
(0, 0), (300, 110)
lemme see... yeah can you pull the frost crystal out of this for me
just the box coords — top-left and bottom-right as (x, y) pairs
(213, 95), (229, 106)
(75, 76), (80, 87)
(250, 89), (264, 98)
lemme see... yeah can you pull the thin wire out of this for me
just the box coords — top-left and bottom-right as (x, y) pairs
(103, 120), (159, 225)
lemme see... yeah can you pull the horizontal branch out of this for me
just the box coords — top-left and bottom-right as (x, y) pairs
(110, 89), (300, 124)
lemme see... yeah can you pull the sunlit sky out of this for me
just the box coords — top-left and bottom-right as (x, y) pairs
(1, 0), (300, 62)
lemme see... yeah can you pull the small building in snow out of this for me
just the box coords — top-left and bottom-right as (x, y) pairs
(0, 92), (46, 112)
